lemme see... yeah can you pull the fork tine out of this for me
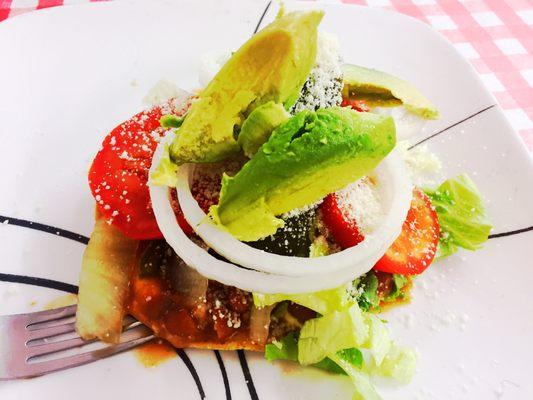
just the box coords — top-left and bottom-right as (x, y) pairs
(21, 326), (154, 379)
(26, 321), (76, 341)
(24, 305), (77, 326)
(27, 336), (97, 359)
(27, 321), (146, 359)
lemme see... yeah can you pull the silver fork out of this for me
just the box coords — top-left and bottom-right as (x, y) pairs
(0, 305), (154, 380)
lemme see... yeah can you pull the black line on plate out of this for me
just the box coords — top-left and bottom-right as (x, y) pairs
(488, 226), (533, 239)
(253, 1), (272, 34)
(214, 350), (232, 400)
(0, 215), (89, 245)
(237, 350), (259, 400)
(0, 273), (79, 294)
(177, 349), (206, 400)
(408, 104), (497, 150)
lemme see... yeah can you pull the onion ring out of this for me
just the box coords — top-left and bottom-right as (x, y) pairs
(149, 132), (412, 293)
(175, 149), (412, 277)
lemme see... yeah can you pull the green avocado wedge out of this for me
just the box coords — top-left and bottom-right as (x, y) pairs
(209, 107), (396, 241)
(238, 101), (290, 158)
(168, 10), (323, 164)
(342, 64), (439, 120)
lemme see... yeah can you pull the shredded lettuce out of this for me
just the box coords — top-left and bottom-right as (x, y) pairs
(425, 174), (491, 258)
(258, 284), (416, 399)
(314, 356), (350, 375)
(265, 332), (362, 375)
(150, 144), (179, 187)
(354, 272), (409, 312)
(364, 344), (417, 384)
(355, 273), (380, 312)
(265, 331), (298, 362)
(299, 305), (416, 399)
(298, 305), (368, 365)
(253, 284), (349, 315)
(329, 352), (381, 400)
(388, 274), (408, 301)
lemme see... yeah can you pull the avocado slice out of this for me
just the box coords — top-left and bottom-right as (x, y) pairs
(342, 64), (439, 120)
(169, 11), (323, 164)
(209, 107), (396, 241)
(237, 101), (290, 158)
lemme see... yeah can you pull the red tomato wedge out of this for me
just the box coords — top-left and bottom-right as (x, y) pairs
(340, 98), (370, 112)
(320, 193), (365, 249)
(89, 99), (189, 240)
(374, 189), (440, 275)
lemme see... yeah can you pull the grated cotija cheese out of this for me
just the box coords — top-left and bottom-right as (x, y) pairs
(335, 177), (384, 235)
(398, 141), (442, 187)
(291, 31), (343, 113)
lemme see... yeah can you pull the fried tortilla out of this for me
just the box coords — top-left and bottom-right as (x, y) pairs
(127, 241), (291, 351)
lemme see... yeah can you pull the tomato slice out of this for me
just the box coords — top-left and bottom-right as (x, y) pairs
(374, 189), (440, 275)
(340, 98), (370, 112)
(320, 193), (365, 249)
(89, 99), (188, 240)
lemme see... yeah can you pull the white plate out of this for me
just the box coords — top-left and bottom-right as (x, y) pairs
(0, 1), (532, 399)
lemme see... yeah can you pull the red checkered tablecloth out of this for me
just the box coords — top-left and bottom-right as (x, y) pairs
(1, 0), (532, 152)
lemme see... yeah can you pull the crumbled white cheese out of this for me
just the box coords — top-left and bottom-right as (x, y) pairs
(142, 79), (190, 106)
(282, 199), (323, 219)
(291, 31), (343, 113)
(335, 177), (383, 235)
(398, 141), (442, 187)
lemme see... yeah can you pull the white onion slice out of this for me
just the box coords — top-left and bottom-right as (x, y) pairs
(175, 150), (412, 277)
(149, 132), (412, 293)
(151, 170), (383, 292)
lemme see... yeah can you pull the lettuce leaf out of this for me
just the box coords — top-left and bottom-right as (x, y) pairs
(253, 284), (349, 315)
(330, 345), (416, 399)
(425, 174), (491, 258)
(364, 344), (417, 384)
(355, 272), (380, 312)
(329, 352), (381, 400)
(265, 331), (298, 362)
(388, 274), (408, 301)
(298, 303), (416, 399)
(265, 332), (361, 375)
(256, 289), (415, 399)
(353, 272), (409, 313)
(298, 305), (368, 365)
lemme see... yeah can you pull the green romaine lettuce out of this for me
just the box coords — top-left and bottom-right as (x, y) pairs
(354, 272), (409, 312)
(387, 274), (408, 301)
(364, 344), (417, 384)
(329, 352), (381, 400)
(256, 288), (415, 399)
(298, 304), (368, 365)
(355, 272), (380, 312)
(265, 331), (298, 362)
(425, 174), (491, 258)
(265, 332), (361, 375)
(253, 284), (349, 315)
